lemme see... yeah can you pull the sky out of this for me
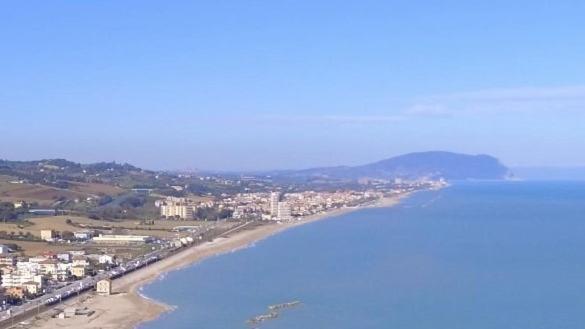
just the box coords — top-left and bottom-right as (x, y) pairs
(1, 1), (585, 171)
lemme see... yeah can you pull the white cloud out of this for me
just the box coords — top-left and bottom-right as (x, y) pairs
(239, 85), (585, 126)
(256, 114), (406, 124)
(407, 85), (585, 117)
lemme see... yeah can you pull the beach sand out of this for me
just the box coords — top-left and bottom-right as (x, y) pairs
(25, 195), (405, 329)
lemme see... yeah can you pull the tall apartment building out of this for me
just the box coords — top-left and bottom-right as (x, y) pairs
(277, 201), (292, 221)
(159, 197), (194, 219)
(269, 192), (280, 218)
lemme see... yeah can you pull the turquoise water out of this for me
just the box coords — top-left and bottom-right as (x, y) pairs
(140, 182), (585, 329)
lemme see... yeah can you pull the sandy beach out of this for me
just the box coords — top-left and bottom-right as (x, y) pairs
(24, 195), (406, 329)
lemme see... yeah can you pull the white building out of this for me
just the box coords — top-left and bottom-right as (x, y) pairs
(40, 230), (55, 241)
(74, 230), (94, 240)
(270, 192), (280, 218)
(277, 201), (292, 221)
(159, 197), (194, 219)
(0, 245), (11, 254)
(93, 234), (154, 244)
(98, 254), (115, 264)
(96, 279), (112, 295)
(1, 272), (44, 289)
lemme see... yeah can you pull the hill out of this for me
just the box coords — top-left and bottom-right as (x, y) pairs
(272, 151), (510, 181)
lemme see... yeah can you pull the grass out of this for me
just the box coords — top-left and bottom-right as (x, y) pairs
(66, 181), (125, 196)
(0, 215), (235, 257)
(0, 175), (126, 206)
(0, 181), (85, 205)
(0, 215), (211, 240)
(0, 239), (74, 256)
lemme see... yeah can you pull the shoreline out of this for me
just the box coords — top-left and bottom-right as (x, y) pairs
(26, 194), (410, 329)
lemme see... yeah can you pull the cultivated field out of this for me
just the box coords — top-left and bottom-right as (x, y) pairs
(0, 182), (84, 205)
(0, 175), (126, 206)
(66, 181), (125, 196)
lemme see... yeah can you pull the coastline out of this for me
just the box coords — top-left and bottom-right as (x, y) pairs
(26, 194), (409, 329)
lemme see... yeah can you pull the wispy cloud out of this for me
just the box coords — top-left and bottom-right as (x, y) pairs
(219, 85), (585, 126)
(255, 114), (406, 125)
(407, 85), (585, 117)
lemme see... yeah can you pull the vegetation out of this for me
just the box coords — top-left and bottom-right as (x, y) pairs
(0, 202), (28, 221)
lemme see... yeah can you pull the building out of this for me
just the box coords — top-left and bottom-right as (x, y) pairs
(39, 259), (58, 278)
(96, 279), (112, 295)
(74, 230), (95, 240)
(98, 254), (115, 265)
(40, 230), (55, 241)
(29, 209), (57, 216)
(0, 244), (11, 255)
(159, 197), (194, 219)
(22, 282), (41, 296)
(56, 253), (72, 263)
(0, 255), (16, 266)
(71, 266), (86, 279)
(270, 192), (280, 218)
(5, 287), (25, 300)
(72, 255), (90, 267)
(277, 201), (292, 221)
(92, 234), (154, 244)
(13, 201), (27, 209)
(1, 272), (43, 289)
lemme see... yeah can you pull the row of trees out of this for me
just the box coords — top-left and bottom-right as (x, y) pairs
(0, 202), (28, 222)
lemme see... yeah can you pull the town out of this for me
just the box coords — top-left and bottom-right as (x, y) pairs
(0, 160), (446, 327)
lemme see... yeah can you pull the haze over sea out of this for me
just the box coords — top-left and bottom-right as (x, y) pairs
(140, 182), (585, 329)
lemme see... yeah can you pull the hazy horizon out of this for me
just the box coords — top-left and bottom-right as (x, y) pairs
(2, 1), (585, 170)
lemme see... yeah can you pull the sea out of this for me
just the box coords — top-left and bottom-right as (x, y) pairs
(139, 181), (585, 329)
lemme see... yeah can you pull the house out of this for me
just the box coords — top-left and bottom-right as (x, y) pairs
(5, 287), (25, 300)
(39, 259), (58, 278)
(98, 254), (115, 265)
(73, 230), (94, 240)
(28, 256), (48, 263)
(23, 281), (40, 296)
(0, 255), (16, 266)
(56, 253), (72, 263)
(0, 265), (15, 276)
(13, 201), (27, 209)
(71, 266), (86, 278)
(2, 272), (44, 289)
(40, 230), (55, 241)
(72, 255), (90, 267)
(96, 279), (112, 295)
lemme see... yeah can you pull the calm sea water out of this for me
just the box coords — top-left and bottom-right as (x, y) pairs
(140, 182), (585, 329)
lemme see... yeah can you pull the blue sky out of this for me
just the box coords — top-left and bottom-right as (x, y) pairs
(1, 1), (585, 170)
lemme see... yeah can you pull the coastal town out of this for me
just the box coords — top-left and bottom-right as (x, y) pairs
(0, 173), (446, 328)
